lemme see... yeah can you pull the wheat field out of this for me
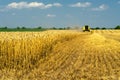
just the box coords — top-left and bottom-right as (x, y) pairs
(0, 30), (120, 80)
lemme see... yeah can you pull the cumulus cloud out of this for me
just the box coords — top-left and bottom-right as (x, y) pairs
(92, 4), (108, 11)
(7, 2), (28, 9)
(53, 3), (62, 7)
(47, 14), (56, 17)
(70, 2), (91, 8)
(7, 2), (62, 9)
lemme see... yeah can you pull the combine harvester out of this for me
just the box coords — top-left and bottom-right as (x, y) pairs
(82, 25), (91, 32)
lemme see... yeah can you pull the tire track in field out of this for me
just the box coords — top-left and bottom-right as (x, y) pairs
(26, 33), (120, 80)
(102, 33), (120, 42)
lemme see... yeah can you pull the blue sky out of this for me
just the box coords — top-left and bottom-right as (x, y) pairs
(0, 0), (120, 28)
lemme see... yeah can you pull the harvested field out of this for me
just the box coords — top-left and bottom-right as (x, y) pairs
(0, 30), (120, 80)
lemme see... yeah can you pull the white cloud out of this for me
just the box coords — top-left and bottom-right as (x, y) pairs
(7, 2), (28, 9)
(47, 14), (56, 17)
(44, 4), (53, 9)
(7, 2), (62, 9)
(92, 4), (108, 11)
(53, 3), (62, 7)
(28, 2), (44, 8)
(70, 2), (91, 8)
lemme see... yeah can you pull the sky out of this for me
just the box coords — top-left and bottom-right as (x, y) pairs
(0, 0), (120, 28)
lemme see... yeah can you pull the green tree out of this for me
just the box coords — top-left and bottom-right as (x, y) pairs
(22, 26), (26, 29)
(115, 25), (120, 29)
(101, 27), (106, 30)
(52, 27), (56, 30)
(17, 26), (20, 29)
(95, 27), (100, 30)
(36, 26), (42, 29)
(2, 26), (8, 29)
(59, 28), (64, 30)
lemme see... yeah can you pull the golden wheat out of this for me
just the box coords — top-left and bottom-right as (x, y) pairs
(0, 30), (120, 80)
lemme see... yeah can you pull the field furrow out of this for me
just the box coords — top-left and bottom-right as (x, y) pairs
(0, 30), (120, 80)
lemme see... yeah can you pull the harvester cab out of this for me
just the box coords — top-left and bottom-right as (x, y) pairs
(82, 25), (90, 32)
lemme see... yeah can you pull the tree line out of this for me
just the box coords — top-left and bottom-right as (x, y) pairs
(91, 25), (120, 30)
(0, 26), (69, 30)
(0, 25), (120, 30)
